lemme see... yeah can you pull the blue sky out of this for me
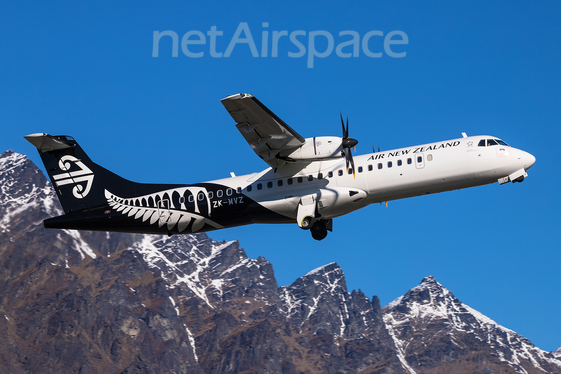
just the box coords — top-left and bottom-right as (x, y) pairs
(1, 1), (560, 352)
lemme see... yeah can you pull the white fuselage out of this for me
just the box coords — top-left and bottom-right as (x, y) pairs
(208, 135), (536, 222)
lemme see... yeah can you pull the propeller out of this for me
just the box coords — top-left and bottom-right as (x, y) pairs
(340, 112), (359, 177)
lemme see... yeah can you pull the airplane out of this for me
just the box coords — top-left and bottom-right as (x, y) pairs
(25, 93), (536, 241)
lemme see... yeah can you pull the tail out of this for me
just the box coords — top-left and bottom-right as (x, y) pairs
(24, 133), (189, 234)
(25, 133), (136, 214)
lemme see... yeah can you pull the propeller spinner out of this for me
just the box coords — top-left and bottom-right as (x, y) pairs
(340, 113), (359, 177)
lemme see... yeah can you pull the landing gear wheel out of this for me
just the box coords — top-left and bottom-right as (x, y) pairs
(300, 216), (314, 230)
(311, 221), (328, 241)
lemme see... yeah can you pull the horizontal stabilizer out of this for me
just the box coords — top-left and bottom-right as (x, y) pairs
(24, 133), (75, 153)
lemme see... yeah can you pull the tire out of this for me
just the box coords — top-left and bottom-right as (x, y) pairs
(311, 221), (328, 241)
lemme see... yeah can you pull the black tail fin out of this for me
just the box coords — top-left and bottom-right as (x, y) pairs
(24, 133), (145, 214)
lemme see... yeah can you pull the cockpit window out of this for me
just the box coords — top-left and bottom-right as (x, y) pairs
(479, 139), (510, 147)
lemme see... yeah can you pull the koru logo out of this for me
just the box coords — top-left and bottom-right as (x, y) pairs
(52, 155), (94, 198)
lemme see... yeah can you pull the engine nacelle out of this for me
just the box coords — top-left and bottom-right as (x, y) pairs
(316, 187), (367, 217)
(285, 136), (343, 160)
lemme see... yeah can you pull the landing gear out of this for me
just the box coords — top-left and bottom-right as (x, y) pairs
(295, 194), (332, 240)
(310, 219), (332, 241)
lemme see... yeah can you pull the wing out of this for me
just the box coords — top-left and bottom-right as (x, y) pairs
(221, 93), (306, 169)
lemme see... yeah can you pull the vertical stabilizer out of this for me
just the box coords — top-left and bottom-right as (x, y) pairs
(24, 134), (133, 214)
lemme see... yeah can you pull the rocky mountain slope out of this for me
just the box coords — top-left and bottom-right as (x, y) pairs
(0, 149), (559, 373)
(383, 276), (561, 374)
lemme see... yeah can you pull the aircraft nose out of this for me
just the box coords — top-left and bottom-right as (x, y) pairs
(522, 151), (536, 170)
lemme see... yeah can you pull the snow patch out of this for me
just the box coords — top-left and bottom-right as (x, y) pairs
(62, 229), (97, 259)
(185, 324), (198, 362)
(305, 262), (337, 277)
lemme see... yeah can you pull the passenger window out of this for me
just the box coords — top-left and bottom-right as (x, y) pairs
(198, 193), (204, 201)
(188, 195), (194, 203)
(237, 187), (241, 194)
(308, 175), (313, 181)
(267, 181), (273, 188)
(368, 164), (373, 171)
(318, 173), (323, 179)
(179, 196), (185, 204)
(208, 191), (214, 199)
(297, 177), (303, 183)
(407, 158), (412, 165)
(257, 184), (262, 190)
(348, 168), (353, 175)
(328, 171), (333, 178)
(397, 160), (402, 166)
(338, 170), (343, 176)
(417, 156), (423, 163)
(247, 185), (252, 192)
(388, 161), (392, 168)
(217, 190), (223, 198)
(378, 163), (383, 169)
(226, 188), (233, 196)
(278, 180), (283, 187)
(358, 166), (363, 173)
(287, 178), (293, 185)
(427, 154), (433, 161)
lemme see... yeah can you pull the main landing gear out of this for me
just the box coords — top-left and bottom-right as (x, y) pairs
(297, 194), (332, 240)
(301, 217), (332, 241)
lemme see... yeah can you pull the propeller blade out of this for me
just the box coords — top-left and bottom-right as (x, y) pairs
(349, 151), (356, 179)
(340, 112), (347, 138)
(339, 112), (358, 178)
(344, 148), (356, 178)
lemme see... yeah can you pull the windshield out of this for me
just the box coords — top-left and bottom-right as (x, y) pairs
(478, 138), (510, 147)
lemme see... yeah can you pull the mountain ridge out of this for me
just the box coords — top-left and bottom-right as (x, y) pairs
(383, 276), (561, 373)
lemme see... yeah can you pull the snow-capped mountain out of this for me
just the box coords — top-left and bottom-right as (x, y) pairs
(1, 149), (559, 374)
(0, 150), (60, 232)
(280, 262), (390, 340)
(383, 276), (561, 374)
